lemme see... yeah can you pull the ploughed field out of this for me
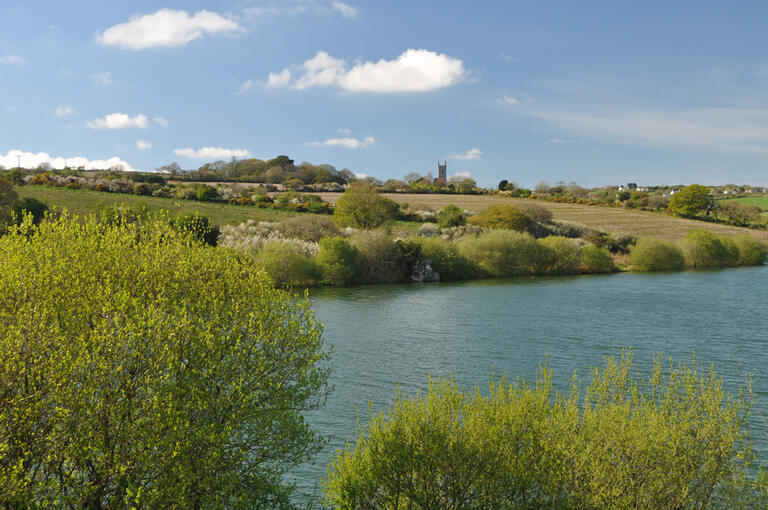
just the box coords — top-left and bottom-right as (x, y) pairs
(315, 192), (768, 241)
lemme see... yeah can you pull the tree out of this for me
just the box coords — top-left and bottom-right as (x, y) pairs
(0, 177), (19, 229)
(498, 179), (509, 191)
(534, 180), (551, 193)
(629, 238), (685, 271)
(332, 183), (400, 229)
(715, 201), (761, 226)
(0, 215), (329, 507)
(436, 204), (466, 228)
(325, 354), (762, 509)
(468, 203), (531, 231)
(667, 184), (714, 217)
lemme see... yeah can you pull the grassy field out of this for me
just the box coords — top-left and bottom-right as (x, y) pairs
(16, 186), (296, 226)
(312, 192), (768, 241)
(718, 196), (768, 210)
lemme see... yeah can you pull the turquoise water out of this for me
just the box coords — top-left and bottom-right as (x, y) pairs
(295, 266), (768, 497)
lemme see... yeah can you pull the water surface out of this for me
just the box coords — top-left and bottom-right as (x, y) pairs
(295, 266), (768, 496)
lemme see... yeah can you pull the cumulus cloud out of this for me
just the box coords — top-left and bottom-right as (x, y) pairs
(331, 1), (360, 18)
(90, 71), (113, 87)
(136, 139), (152, 150)
(96, 9), (242, 50)
(451, 148), (483, 160)
(450, 171), (473, 180)
(55, 105), (75, 117)
(268, 49), (466, 92)
(0, 55), (24, 66)
(174, 146), (252, 159)
(498, 94), (520, 106)
(528, 106), (768, 153)
(87, 113), (148, 129)
(307, 136), (375, 148)
(154, 116), (168, 127)
(0, 149), (136, 172)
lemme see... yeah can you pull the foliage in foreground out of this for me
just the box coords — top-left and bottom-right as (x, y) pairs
(0, 215), (329, 508)
(326, 354), (764, 509)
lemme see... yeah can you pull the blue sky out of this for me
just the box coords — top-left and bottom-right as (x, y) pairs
(2, 0), (768, 187)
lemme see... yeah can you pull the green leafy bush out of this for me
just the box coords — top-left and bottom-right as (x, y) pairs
(195, 184), (218, 201)
(272, 214), (339, 242)
(468, 203), (532, 231)
(629, 238), (685, 271)
(171, 212), (219, 246)
(537, 236), (582, 275)
(732, 235), (768, 265)
(667, 184), (713, 218)
(254, 241), (322, 287)
(0, 177), (19, 229)
(0, 215), (329, 507)
(351, 230), (408, 284)
(436, 204), (466, 228)
(681, 229), (733, 269)
(411, 236), (474, 281)
(325, 354), (761, 509)
(317, 236), (361, 286)
(580, 244), (615, 273)
(458, 230), (544, 277)
(333, 183), (400, 229)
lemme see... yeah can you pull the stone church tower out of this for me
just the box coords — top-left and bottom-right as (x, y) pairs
(437, 160), (447, 182)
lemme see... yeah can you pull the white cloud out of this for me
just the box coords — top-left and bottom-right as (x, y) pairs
(354, 172), (369, 179)
(338, 127), (351, 134)
(239, 79), (255, 94)
(90, 71), (114, 87)
(86, 113), (148, 129)
(0, 149), (136, 172)
(55, 105), (75, 117)
(136, 139), (152, 150)
(96, 9), (242, 50)
(331, 1), (360, 18)
(451, 148), (483, 160)
(174, 146), (252, 159)
(451, 171), (472, 179)
(548, 138), (574, 144)
(0, 55), (24, 66)
(307, 136), (375, 148)
(528, 106), (768, 153)
(498, 94), (520, 106)
(266, 69), (292, 88)
(268, 48), (466, 93)
(154, 116), (168, 127)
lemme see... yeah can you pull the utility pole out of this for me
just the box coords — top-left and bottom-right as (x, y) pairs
(17, 154), (21, 172)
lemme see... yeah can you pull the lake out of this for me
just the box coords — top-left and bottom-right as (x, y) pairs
(294, 265), (768, 498)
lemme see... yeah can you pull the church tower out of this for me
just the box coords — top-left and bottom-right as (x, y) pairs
(437, 160), (447, 182)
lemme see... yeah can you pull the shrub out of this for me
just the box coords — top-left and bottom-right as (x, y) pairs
(411, 236), (474, 281)
(580, 244), (615, 273)
(629, 238), (685, 271)
(732, 235), (768, 265)
(99, 203), (147, 226)
(333, 183), (400, 229)
(716, 201), (762, 226)
(12, 197), (48, 224)
(254, 241), (322, 287)
(436, 204), (466, 228)
(458, 230), (544, 277)
(171, 212), (219, 246)
(316, 236), (361, 286)
(468, 203), (532, 232)
(0, 215), (329, 507)
(351, 230), (407, 284)
(132, 182), (153, 195)
(218, 220), (319, 258)
(681, 229), (730, 269)
(195, 184), (218, 201)
(326, 354), (759, 509)
(537, 236), (582, 275)
(0, 177), (18, 229)
(272, 214), (339, 242)
(517, 202), (553, 223)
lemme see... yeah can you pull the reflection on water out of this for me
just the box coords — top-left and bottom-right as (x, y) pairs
(293, 266), (768, 497)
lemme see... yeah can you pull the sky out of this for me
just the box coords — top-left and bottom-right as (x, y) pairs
(1, 0), (768, 188)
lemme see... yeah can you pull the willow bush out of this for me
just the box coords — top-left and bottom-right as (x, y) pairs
(325, 354), (764, 509)
(0, 214), (329, 508)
